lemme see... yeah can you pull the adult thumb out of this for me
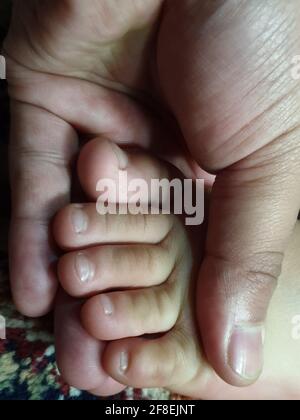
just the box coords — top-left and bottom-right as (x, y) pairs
(197, 147), (300, 386)
(157, 0), (300, 385)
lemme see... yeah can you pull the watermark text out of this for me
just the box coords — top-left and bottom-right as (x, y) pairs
(96, 172), (205, 226)
(291, 55), (300, 80)
(291, 315), (300, 340)
(0, 315), (6, 340)
(0, 55), (6, 80)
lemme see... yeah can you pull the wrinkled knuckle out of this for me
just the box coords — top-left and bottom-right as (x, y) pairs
(154, 287), (178, 330)
(147, 355), (174, 387)
(101, 213), (115, 236)
(246, 250), (284, 289)
(141, 246), (156, 274)
(130, 293), (152, 335)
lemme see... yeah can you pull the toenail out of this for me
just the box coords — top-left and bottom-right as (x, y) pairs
(119, 351), (129, 374)
(100, 295), (114, 316)
(111, 143), (128, 170)
(75, 253), (94, 283)
(71, 205), (88, 234)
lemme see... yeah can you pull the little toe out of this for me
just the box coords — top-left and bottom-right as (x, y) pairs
(102, 328), (204, 391)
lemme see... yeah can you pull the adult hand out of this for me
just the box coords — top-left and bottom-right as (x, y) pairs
(4, 0), (300, 387)
(157, 0), (300, 385)
(4, 0), (167, 316)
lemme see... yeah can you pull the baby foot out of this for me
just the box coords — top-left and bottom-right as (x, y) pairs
(53, 137), (203, 395)
(54, 138), (300, 399)
(54, 206), (197, 394)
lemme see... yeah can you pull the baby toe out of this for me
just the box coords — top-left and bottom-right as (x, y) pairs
(81, 280), (183, 341)
(102, 328), (202, 390)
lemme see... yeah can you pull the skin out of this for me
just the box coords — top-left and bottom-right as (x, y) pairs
(4, 0), (300, 386)
(54, 138), (300, 400)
